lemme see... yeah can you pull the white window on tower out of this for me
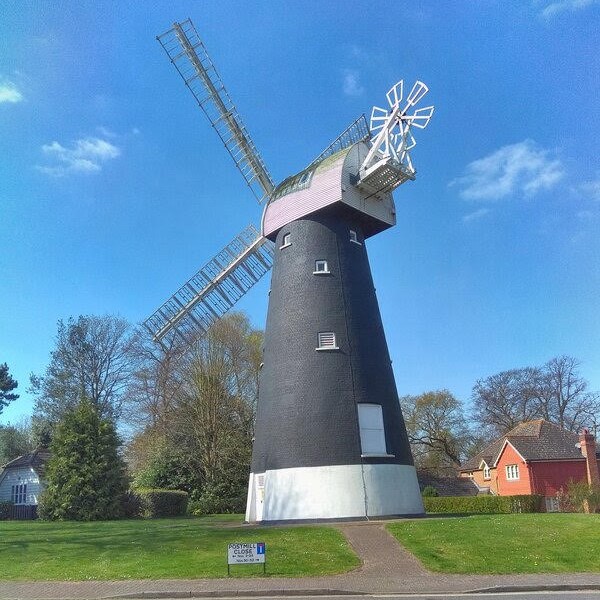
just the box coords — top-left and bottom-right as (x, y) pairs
(505, 464), (520, 481)
(357, 404), (392, 456)
(349, 229), (361, 245)
(483, 464), (491, 480)
(280, 233), (291, 249)
(313, 260), (330, 274)
(316, 331), (338, 350)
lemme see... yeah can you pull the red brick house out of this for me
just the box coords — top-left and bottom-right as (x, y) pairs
(459, 420), (600, 510)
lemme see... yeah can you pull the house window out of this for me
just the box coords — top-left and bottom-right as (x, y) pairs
(316, 331), (338, 350)
(313, 260), (330, 274)
(506, 464), (519, 480)
(349, 229), (361, 245)
(11, 483), (27, 505)
(280, 233), (291, 249)
(483, 465), (491, 480)
(357, 404), (389, 456)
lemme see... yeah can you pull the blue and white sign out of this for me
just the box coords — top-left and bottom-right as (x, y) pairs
(227, 542), (266, 564)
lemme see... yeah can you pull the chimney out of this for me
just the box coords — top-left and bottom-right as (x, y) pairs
(579, 428), (600, 486)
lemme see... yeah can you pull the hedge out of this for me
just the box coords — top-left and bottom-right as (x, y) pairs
(423, 494), (544, 514)
(136, 489), (189, 518)
(0, 500), (13, 520)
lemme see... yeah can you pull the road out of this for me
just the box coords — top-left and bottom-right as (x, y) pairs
(146, 593), (600, 600)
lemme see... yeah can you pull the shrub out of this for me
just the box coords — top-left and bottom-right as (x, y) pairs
(120, 490), (142, 519)
(189, 478), (247, 515)
(422, 485), (439, 497)
(559, 480), (600, 513)
(423, 494), (543, 514)
(137, 489), (188, 518)
(0, 500), (13, 520)
(132, 444), (199, 494)
(507, 494), (544, 513)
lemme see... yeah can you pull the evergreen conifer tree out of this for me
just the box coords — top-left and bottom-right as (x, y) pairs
(40, 399), (126, 520)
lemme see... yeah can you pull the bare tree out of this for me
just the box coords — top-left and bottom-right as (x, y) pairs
(401, 389), (470, 472)
(30, 315), (136, 425)
(536, 356), (600, 433)
(472, 357), (599, 436)
(471, 368), (541, 436)
(123, 330), (185, 436)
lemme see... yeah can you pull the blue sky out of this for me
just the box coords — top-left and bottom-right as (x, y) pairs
(1, 0), (599, 425)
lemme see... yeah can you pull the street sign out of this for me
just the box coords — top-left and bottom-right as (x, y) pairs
(227, 542), (266, 575)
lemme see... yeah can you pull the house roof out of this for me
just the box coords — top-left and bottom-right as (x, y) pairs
(1, 448), (51, 476)
(461, 420), (588, 471)
(417, 471), (479, 496)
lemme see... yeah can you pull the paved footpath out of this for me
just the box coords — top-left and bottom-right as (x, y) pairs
(1, 522), (600, 599)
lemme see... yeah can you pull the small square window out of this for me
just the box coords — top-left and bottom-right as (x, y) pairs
(280, 233), (291, 249)
(313, 260), (330, 274)
(316, 331), (338, 350)
(349, 229), (362, 245)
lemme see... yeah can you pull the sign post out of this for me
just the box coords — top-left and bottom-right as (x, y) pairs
(227, 542), (266, 575)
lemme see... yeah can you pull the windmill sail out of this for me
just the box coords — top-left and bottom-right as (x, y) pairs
(305, 114), (370, 170)
(143, 225), (274, 345)
(157, 19), (275, 203)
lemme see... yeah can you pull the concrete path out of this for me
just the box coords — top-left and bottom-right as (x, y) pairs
(1, 522), (599, 599)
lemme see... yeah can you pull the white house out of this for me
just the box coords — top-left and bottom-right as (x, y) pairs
(0, 449), (50, 513)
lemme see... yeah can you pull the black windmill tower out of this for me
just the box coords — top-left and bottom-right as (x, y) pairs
(147, 19), (435, 522)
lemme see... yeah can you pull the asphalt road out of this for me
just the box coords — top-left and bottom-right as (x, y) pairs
(159, 593), (600, 600)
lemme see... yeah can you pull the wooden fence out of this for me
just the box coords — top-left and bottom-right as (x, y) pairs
(8, 505), (38, 520)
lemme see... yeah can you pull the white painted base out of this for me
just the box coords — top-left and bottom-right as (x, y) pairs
(245, 463), (423, 523)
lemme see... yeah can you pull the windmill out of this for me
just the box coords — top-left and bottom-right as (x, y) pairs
(147, 19), (434, 522)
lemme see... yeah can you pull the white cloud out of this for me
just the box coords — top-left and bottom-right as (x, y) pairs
(37, 136), (121, 177)
(450, 140), (564, 201)
(576, 178), (600, 202)
(539, 0), (598, 18)
(462, 208), (490, 223)
(342, 69), (364, 97)
(0, 81), (23, 104)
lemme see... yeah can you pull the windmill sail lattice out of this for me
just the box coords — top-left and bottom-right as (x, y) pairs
(157, 19), (275, 203)
(305, 114), (371, 170)
(143, 225), (274, 344)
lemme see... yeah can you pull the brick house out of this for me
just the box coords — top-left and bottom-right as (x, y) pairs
(459, 420), (600, 510)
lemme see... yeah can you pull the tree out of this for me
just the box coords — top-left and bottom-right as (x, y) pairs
(471, 368), (541, 437)
(472, 357), (599, 436)
(0, 420), (32, 465)
(536, 356), (600, 434)
(172, 314), (260, 500)
(401, 390), (471, 473)
(30, 315), (136, 426)
(123, 330), (185, 438)
(126, 312), (262, 510)
(39, 398), (126, 521)
(0, 363), (19, 415)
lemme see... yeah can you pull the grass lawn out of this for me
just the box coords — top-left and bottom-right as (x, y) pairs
(0, 515), (359, 580)
(388, 513), (600, 574)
